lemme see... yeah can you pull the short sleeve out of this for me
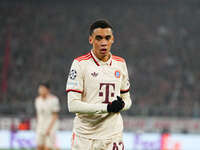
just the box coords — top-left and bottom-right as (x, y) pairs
(52, 97), (60, 112)
(66, 60), (83, 94)
(120, 61), (130, 94)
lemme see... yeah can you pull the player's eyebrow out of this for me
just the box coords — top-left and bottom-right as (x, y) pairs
(105, 35), (111, 40)
(95, 35), (103, 40)
(95, 35), (112, 41)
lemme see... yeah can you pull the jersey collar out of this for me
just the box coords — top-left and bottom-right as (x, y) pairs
(90, 50), (112, 66)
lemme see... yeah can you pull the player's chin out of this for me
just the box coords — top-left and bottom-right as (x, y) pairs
(99, 52), (109, 59)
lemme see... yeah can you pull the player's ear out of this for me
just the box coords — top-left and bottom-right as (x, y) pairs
(89, 36), (93, 45)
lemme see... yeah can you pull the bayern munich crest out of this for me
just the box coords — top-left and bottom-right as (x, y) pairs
(69, 69), (77, 80)
(115, 70), (121, 78)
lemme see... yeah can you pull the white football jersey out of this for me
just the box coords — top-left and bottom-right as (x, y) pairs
(66, 50), (130, 139)
(35, 94), (60, 134)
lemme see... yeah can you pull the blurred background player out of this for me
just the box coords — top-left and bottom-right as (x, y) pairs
(35, 82), (60, 150)
(66, 20), (132, 150)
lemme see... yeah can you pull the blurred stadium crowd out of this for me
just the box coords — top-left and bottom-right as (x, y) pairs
(0, 0), (200, 118)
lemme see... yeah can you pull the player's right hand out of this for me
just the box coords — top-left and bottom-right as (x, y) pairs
(107, 96), (125, 113)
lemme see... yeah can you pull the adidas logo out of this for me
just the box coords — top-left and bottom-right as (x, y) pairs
(91, 72), (98, 77)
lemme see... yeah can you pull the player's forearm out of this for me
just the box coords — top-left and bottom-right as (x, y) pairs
(68, 92), (107, 114)
(68, 99), (108, 114)
(47, 113), (58, 132)
(121, 92), (132, 111)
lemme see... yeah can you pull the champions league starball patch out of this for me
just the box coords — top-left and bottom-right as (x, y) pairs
(115, 70), (121, 78)
(69, 69), (77, 80)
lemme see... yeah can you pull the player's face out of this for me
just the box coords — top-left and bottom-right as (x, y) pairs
(38, 85), (49, 97)
(89, 28), (114, 61)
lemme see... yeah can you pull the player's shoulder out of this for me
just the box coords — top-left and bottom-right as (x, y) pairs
(112, 54), (125, 63)
(35, 96), (42, 105)
(50, 95), (60, 105)
(74, 52), (92, 62)
(49, 94), (59, 100)
(35, 96), (41, 101)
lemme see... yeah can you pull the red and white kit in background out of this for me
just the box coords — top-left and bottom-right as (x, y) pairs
(35, 95), (60, 148)
(66, 50), (132, 150)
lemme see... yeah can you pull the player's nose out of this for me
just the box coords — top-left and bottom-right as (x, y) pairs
(101, 43), (107, 47)
(100, 39), (108, 46)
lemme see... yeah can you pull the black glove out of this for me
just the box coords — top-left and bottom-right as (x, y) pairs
(107, 96), (125, 113)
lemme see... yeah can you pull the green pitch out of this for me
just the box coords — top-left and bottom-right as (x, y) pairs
(0, 149), (35, 150)
(0, 149), (70, 150)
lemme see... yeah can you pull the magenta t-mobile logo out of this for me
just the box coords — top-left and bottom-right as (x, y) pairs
(10, 131), (35, 149)
(99, 83), (115, 103)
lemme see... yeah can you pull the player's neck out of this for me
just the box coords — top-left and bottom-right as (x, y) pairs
(93, 50), (111, 62)
(101, 54), (110, 62)
(41, 93), (50, 99)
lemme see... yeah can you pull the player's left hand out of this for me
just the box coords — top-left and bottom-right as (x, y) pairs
(107, 96), (125, 113)
(46, 129), (50, 136)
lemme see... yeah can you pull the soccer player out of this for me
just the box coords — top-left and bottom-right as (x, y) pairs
(66, 20), (132, 150)
(35, 82), (60, 150)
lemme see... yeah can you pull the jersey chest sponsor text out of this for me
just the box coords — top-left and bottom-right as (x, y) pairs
(84, 66), (122, 103)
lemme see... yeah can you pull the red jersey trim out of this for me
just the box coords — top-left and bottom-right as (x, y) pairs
(78, 56), (92, 61)
(75, 53), (91, 62)
(110, 60), (112, 66)
(72, 133), (76, 146)
(90, 52), (100, 66)
(120, 88), (130, 94)
(66, 89), (82, 94)
(112, 55), (125, 62)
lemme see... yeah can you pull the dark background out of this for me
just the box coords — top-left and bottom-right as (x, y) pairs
(0, 0), (200, 118)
